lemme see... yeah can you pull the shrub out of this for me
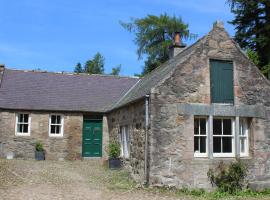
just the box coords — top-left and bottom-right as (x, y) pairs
(35, 141), (44, 152)
(207, 160), (248, 194)
(108, 141), (121, 158)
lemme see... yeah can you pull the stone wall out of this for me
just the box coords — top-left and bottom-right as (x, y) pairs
(0, 111), (83, 160)
(108, 100), (146, 182)
(148, 23), (270, 189)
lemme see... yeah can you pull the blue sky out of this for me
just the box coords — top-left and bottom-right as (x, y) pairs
(0, 0), (234, 75)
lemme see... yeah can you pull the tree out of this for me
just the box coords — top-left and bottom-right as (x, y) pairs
(110, 64), (121, 75)
(74, 62), (83, 73)
(121, 13), (196, 75)
(228, 0), (270, 75)
(84, 52), (105, 74)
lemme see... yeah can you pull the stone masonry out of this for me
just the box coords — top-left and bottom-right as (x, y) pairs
(108, 100), (146, 182)
(0, 111), (83, 160)
(147, 23), (270, 189)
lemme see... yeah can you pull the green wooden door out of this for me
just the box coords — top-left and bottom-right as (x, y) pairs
(82, 120), (102, 157)
(210, 60), (234, 104)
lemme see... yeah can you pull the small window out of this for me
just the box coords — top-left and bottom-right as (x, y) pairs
(16, 113), (31, 136)
(119, 126), (129, 158)
(194, 117), (208, 157)
(49, 115), (64, 137)
(213, 118), (235, 157)
(239, 118), (249, 157)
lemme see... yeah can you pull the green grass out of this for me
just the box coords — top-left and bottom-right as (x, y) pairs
(105, 169), (270, 200)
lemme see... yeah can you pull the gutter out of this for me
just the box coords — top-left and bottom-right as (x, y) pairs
(144, 94), (150, 185)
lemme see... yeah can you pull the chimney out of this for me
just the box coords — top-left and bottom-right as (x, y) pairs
(169, 32), (186, 58)
(213, 20), (224, 29)
(0, 64), (5, 73)
(0, 64), (4, 87)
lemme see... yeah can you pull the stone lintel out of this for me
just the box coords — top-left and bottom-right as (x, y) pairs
(177, 103), (265, 118)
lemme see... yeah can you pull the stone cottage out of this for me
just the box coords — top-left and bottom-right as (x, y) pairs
(1, 21), (270, 189)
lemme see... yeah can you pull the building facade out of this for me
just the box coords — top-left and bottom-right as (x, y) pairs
(1, 21), (270, 189)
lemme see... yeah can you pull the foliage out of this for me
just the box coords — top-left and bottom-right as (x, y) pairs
(108, 141), (121, 158)
(84, 52), (105, 74)
(207, 160), (248, 194)
(74, 62), (83, 73)
(35, 141), (44, 152)
(110, 64), (121, 75)
(228, 0), (270, 74)
(246, 49), (260, 66)
(74, 52), (105, 74)
(121, 13), (196, 75)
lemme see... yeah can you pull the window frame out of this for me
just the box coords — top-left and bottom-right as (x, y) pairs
(239, 118), (249, 157)
(213, 117), (235, 158)
(194, 117), (208, 158)
(119, 125), (129, 159)
(49, 114), (64, 137)
(15, 113), (31, 136)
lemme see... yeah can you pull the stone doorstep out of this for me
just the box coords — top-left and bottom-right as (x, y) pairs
(249, 180), (270, 191)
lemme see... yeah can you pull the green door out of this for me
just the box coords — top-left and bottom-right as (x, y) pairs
(82, 119), (102, 157)
(210, 60), (234, 104)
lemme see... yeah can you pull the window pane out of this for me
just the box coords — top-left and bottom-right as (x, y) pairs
(223, 119), (232, 135)
(213, 137), (221, 153)
(240, 138), (245, 153)
(200, 119), (206, 135)
(23, 114), (29, 123)
(200, 136), (206, 153)
(51, 125), (56, 133)
(18, 124), (23, 133)
(18, 114), (23, 123)
(55, 125), (60, 134)
(213, 119), (222, 135)
(23, 124), (28, 133)
(194, 119), (199, 135)
(194, 137), (199, 152)
(51, 115), (56, 124)
(56, 116), (61, 124)
(222, 137), (232, 153)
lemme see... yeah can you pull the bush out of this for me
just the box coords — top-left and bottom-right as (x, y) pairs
(108, 141), (121, 158)
(207, 160), (248, 194)
(35, 141), (44, 152)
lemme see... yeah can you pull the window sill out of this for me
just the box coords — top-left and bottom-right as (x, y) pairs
(213, 153), (235, 158)
(15, 133), (30, 137)
(194, 154), (208, 158)
(49, 134), (63, 138)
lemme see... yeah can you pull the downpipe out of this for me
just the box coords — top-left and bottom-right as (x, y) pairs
(144, 94), (150, 186)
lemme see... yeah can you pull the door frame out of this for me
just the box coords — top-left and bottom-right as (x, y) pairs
(82, 116), (103, 157)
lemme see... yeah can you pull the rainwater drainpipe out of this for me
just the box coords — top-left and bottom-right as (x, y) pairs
(144, 94), (150, 185)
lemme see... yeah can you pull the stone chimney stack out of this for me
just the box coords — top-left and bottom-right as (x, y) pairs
(213, 20), (224, 29)
(0, 64), (5, 86)
(169, 32), (186, 59)
(0, 64), (5, 73)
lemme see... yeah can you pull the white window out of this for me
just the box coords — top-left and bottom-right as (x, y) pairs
(213, 118), (235, 157)
(119, 126), (129, 158)
(49, 115), (64, 137)
(15, 113), (31, 136)
(194, 117), (208, 157)
(239, 118), (249, 157)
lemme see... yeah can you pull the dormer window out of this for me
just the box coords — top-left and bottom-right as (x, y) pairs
(210, 60), (234, 104)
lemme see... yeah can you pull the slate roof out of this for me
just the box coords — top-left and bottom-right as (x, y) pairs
(0, 69), (139, 112)
(0, 30), (207, 113)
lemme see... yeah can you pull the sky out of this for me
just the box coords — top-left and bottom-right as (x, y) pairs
(0, 0), (235, 76)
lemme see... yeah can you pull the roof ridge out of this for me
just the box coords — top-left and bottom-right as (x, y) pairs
(5, 68), (140, 79)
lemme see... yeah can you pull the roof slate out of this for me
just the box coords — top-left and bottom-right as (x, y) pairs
(0, 69), (139, 112)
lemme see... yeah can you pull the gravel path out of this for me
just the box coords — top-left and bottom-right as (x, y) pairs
(0, 159), (189, 200)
